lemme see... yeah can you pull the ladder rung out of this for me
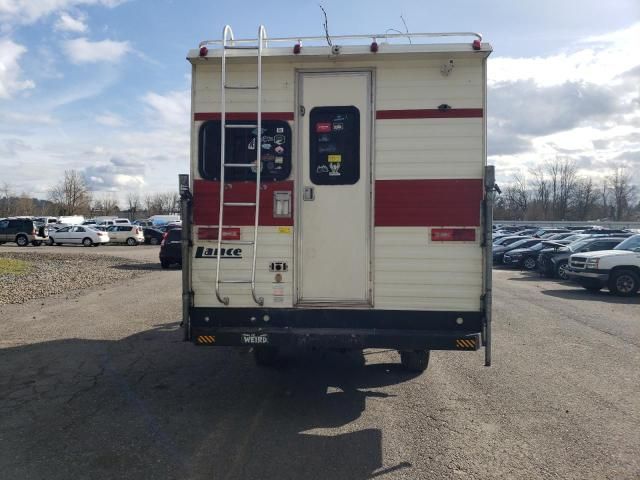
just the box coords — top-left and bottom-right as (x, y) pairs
(224, 202), (256, 207)
(224, 163), (254, 168)
(224, 45), (259, 50)
(225, 124), (257, 129)
(220, 240), (254, 245)
(224, 85), (258, 90)
(219, 279), (252, 284)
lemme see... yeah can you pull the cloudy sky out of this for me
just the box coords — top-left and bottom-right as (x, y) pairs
(0, 0), (638, 204)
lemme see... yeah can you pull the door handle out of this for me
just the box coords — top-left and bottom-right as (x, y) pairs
(303, 186), (315, 201)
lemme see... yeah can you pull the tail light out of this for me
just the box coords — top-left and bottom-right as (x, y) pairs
(32, 228), (37, 235)
(160, 232), (168, 246)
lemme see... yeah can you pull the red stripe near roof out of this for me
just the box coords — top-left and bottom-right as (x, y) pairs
(376, 108), (483, 119)
(193, 178), (482, 227)
(194, 112), (294, 121)
(375, 179), (483, 227)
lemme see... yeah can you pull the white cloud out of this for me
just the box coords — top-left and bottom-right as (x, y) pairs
(488, 22), (640, 183)
(63, 37), (130, 64)
(0, 37), (34, 98)
(95, 111), (125, 127)
(0, 0), (126, 26)
(142, 90), (190, 128)
(54, 12), (87, 33)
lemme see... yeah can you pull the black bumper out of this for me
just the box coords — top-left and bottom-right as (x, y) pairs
(189, 308), (483, 351)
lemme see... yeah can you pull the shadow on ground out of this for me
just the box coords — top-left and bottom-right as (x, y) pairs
(0, 323), (417, 480)
(541, 288), (640, 304)
(111, 262), (165, 271)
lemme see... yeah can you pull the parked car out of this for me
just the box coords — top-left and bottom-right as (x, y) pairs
(566, 234), (640, 296)
(143, 228), (164, 245)
(503, 241), (545, 270)
(133, 220), (154, 227)
(532, 228), (570, 238)
(0, 218), (48, 246)
(493, 237), (539, 264)
(105, 225), (144, 245)
(48, 225), (109, 247)
(159, 228), (182, 268)
(538, 237), (627, 279)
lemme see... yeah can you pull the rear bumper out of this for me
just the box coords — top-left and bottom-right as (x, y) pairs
(188, 307), (484, 351)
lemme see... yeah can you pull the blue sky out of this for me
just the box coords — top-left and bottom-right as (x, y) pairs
(1, 0), (639, 205)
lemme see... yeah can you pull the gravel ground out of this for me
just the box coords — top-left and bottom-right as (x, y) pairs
(0, 251), (150, 305)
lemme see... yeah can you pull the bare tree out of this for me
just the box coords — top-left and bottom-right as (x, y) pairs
(571, 177), (597, 220)
(608, 167), (636, 221)
(0, 182), (14, 217)
(143, 194), (155, 216)
(503, 174), (529, 220)
(529, 167), (550, 219)
(49, 170), (91, 215)
(126, 192), (141, 219)
(14, 194), (35, 216)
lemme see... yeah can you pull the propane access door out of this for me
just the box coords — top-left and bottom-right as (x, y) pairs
(297, 71), (372, 305)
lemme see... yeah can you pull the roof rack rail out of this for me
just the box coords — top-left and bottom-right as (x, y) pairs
(199, 31), (482, 49)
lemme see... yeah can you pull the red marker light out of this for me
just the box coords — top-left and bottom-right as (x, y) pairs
(293, 43), (301, 54)
(199, 46), (208, 57)
(315, 122), (332, 133)
(472, 40), (481, 51)
(370, 41), (378, 53)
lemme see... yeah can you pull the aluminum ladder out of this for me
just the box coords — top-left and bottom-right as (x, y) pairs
(215, 25), (267, 306)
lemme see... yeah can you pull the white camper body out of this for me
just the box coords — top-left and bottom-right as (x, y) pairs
(181, 28), (494, 370)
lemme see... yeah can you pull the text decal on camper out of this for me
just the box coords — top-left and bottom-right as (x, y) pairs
(195, 246), (243, 259)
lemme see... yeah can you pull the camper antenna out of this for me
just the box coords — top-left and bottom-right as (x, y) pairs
(319, 4), (332, 46)
(400, 15), (412, 44)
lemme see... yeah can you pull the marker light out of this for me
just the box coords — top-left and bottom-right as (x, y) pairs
(370, 41), (378, 53)
(472, 40), (481, 51)
(199, 46), (208, 57)
(293, 43), (301, 54)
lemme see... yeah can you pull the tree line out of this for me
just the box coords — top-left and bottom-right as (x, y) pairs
(1, 170), (179, 219)
(495, 159), (638, 222)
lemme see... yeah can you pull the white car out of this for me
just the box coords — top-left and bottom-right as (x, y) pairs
(48, 225), (110, 247)
(105, 225), (145, 246)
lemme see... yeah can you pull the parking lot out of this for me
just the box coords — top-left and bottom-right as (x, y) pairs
(1, 245), (639, 479)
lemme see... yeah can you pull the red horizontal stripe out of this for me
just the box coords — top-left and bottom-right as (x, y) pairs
(375, 179), (483, 227)
(376, 108), (483, 120)
(193, 179), (294, 226)
(194, 112), (294, 121)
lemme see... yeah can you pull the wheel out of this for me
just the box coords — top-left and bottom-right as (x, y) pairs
(556, 261), (569, 280)
(608, 269), (640, 297)
(126, 237), (137, 246)
(523, 257), (537, 270)
(82, 237), (93, 247)
(32, 241), (42, 246)
(48, 238), (55, 246)
(16, 234), (28, 247)
(160, 260), (170, 269)
(400, 350), (430, 373)
(253, 346), (279, 367)
(150, 237), (159, 245)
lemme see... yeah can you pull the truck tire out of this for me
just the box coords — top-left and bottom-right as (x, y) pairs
(556, 261), (569, 280)
(400, 350), (430, 373)
(16, 234), (28, 247)
(253, 346), (279, 367)
(608, 269), (640, 297)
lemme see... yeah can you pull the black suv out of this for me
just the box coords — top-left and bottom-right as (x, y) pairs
(0, 218), (48, 246)
(159, 228), (182, 268)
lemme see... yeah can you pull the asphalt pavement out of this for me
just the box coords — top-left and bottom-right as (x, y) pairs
(0, 247), (638, 479)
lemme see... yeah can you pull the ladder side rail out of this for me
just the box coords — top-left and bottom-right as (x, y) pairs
(215, 25), (234, 306)
(250, 25), (266, 306)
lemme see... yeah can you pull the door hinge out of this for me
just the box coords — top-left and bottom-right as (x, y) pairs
(299, 105), (305, 116)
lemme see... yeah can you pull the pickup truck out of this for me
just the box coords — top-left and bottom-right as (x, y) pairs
(567, 234), (640, 296)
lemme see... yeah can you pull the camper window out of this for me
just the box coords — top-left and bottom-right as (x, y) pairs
(309, 106), (360, 185)
(198, 120), (292, 182)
